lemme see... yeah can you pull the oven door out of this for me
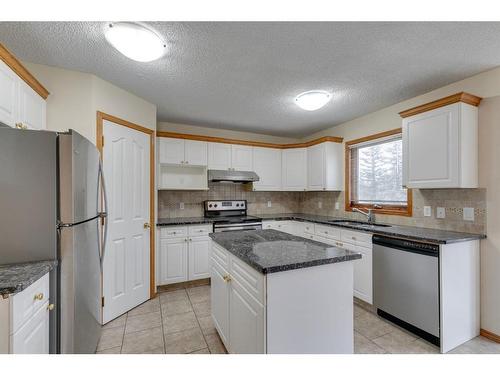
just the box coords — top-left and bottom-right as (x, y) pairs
(213, 222), (262, 233)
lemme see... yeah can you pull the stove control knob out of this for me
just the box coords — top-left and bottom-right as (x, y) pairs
(214, 204), (218, 208)
(209, 204), (213, 208)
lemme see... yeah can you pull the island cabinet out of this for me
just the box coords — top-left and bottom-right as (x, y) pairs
(0, 273), (50, 354)
(211, 241), (354, 354)
(401, 94), (481, 188)
(157, 224), (212, 285)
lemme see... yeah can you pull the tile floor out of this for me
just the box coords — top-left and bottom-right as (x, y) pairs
(97, 284), (500, 354)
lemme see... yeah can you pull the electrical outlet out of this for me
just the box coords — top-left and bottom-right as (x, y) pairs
(179, 202), (184, 210)
(423, 206), (432, 217)
(463, 207), (474, 221)
(436, 207), (445, 219)
(267, 201), (272, 208)
(335, 202), (340, 210)
(318, 201), (323, 209)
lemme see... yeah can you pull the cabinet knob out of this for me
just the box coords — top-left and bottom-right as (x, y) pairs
(15, 123), (27, 130)
(144, 222), (151, 229)
(34, 293), (44, 301)
(47, 303), (55, 311)
(185, 161), (189, 164)
(189, 238), (192, 242)
(223, 274), (232, 283)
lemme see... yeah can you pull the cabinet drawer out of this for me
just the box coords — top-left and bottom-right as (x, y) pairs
(262, 221), (274, 230)
(211, 242), (230, 271)
(188, 225), (212, 237)
(160, 226), (188, 238)
(314, 224), (341, 240)
(11, 273), (49, 334)
(341, 229), (372, 246)
(303, 222), (315, 235)
(229, 255), (265, 305)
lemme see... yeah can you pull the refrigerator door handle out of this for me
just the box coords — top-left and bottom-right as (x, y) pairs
(98, 159), (109, 269)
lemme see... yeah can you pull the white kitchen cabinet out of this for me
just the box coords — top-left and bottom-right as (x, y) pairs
(158, 224), (212, 286)
(252, 147), (282, 191)
(352, 245), (372, 304)
(307, 142), (343, 191)
(262, 220), (295, 235)
(0, 60), (46, 130)
(208, 142), (232, 170)
(231, 145), (253, 171)
(158, 138), (207, 166)
(282, 148), (307, 191)
(210, 255), (230, 345)
(402, 101), (478, 188)
(11, 302), (49, 354)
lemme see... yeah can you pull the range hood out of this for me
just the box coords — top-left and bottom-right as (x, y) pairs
(208, 169), (260, 183)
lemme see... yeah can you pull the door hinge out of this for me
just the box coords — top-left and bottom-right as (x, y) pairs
(101, 135), (105, 148)
(102, 297), (105, 307)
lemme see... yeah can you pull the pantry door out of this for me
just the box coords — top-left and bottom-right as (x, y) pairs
(98, 112), (155, 324)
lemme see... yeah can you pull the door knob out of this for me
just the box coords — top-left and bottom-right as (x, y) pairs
(144, 222), (151, 229)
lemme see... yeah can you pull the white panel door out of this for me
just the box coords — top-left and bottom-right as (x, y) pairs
(403, 104), (460, 188)
(185, 140), (207, 166)
(353, 245), (373, 304)
(103, 120), (150, 323)
(188, 237), (210, 280)
(307, 143), (325, 190)
(282, 148), (307, 191)
(18, 80), (46, 130)
(252, 147), (282, 191)
(160, 238), (188, 284)
(0, 60), (18, 127)
(231, 145), (253, 171)
(159, 137), (184, 164)
(208, 142), (232, 170)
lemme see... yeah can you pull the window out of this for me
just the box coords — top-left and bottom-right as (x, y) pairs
(345, 129), (412, 216)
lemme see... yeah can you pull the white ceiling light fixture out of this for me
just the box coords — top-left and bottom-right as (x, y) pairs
(105, 22), (166, 62)
(295, 90), (331, 111)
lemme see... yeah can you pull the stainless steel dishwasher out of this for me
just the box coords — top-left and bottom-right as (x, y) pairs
(373, 235), (440, 346)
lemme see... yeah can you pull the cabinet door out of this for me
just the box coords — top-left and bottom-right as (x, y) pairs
(231, 145), (253, 171)
(307, 143), (325, 190)
(208, 142), (232, 170)
(0, 60), (18, 127)
(211, 259), (230, 345)
(159, 138), (185, 164)
(159, 238), (188, 284)
(353, 245), (373, 304)
(252, 147), (282, 191)
(229, 279), (265, 354)
(18, 80), (46, 130)
(185, 140), (207, 166)
(403, 104), (460, 188)
(11, 303), (49, 354)
(188, 237), (210, 280)
(282, 148), (307, 191)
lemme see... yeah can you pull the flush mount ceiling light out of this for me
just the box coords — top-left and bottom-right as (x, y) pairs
(105, 22), (166, 62)
(295, 90), (331, 111)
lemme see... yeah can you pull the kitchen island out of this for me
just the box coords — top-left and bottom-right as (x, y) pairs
(209, 229), (361, 354)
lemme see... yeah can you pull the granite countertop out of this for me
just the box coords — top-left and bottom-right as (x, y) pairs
(209, 229), (361, 274)
(157, 217), (214, 226)
(0, 260), (57, 296)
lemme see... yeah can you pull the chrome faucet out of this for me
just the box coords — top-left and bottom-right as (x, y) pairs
(353, 205), (381, 224)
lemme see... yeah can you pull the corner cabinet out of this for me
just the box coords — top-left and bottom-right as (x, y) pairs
(282, 148), (307, 191)
(252, 147), (282, 191)
(401, 93), (481, 189)
(307, 142), (343, 191)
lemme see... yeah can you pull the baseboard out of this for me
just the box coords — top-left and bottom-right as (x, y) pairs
(157, 278), (210, 293)
(480, 328), (500, 343)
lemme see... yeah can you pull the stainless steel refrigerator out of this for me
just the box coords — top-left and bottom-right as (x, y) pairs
(0, 128), (107, 354)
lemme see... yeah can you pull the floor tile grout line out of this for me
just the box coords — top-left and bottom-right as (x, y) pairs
(120, 312), (128, 354)
(186, 286), (211, 353)
(159, 293), (167, 354)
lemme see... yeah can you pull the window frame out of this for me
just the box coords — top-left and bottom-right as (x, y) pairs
(344, 128), (412, 217)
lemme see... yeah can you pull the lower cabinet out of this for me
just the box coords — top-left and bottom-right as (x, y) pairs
(11, 302), (49, 354)
(352, 245), (373, 304)
(158, 225), (212, 285)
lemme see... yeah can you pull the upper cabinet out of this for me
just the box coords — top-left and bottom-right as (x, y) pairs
(400, 92), (481, 189)
(282, 148), (307, 191)
(0, 44), (49, 130)
(252, 147), (282, 191)
(307, 142), (343, 191)
(208, 143), (253, 171)
(159, 137), (208, 166)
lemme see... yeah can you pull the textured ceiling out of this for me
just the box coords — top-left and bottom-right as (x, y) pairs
(1, 22), (500, 137)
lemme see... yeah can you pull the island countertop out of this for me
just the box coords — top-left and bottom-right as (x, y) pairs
(209, 229), (361, 274)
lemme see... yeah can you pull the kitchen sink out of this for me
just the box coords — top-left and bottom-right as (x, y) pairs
(328, 220), (392, 228)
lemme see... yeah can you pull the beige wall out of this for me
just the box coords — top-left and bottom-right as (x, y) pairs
(158, 121), (299, 144)
(24, 63), (157, 144)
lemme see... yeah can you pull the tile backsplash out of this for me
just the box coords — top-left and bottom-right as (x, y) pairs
(158, 184), (486, 234)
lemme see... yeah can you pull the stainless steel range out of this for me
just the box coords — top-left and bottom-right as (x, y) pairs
(204, 200), (262, 232)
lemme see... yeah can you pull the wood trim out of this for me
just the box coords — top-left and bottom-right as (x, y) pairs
(480, 329), (500, 343)
(0, 43), (50, 99)
(156, 131), (343, 149)
(344, 128), (412, 217)
(96, 111), (157, 301)
(398, 92), (482, 118)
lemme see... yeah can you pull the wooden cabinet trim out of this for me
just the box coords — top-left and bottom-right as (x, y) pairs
(0, 43), (49, 100)
(157, 131), (343, 149)
(398, 92), (482, 118)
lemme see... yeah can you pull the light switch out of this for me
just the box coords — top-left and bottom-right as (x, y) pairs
(423, 206), (432, 217)
(267, 201), (272, 208)
(335, 202), (340, 210)
(436, 207), (445, 219)
(179, 202), (184, 210)
(318, 201), (323, 209)
(463, 207), (474, 221)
